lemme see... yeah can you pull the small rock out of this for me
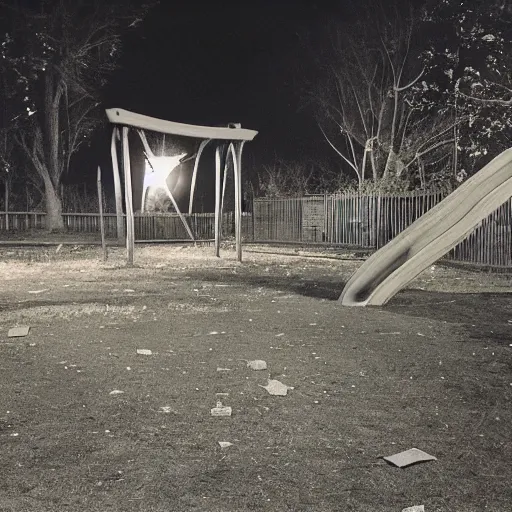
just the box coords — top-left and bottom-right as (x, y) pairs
(136, 349), (152, 356)
(218, 441), (233, 448)
(247, 360), (267, 371)
(109, 390), (124, 396)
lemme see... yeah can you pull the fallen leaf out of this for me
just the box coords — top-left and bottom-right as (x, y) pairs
(259, 379), (293, 396)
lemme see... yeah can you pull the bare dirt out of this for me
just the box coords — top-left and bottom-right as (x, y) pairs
(0, 243), (511, 511)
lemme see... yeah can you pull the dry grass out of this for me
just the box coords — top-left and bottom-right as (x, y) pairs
(0, 244), (511, 511)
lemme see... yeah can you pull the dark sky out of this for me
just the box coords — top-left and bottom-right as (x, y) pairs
(102, 0), (353, 176)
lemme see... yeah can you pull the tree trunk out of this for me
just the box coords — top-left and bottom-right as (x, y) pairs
(43, 173), (65, 232)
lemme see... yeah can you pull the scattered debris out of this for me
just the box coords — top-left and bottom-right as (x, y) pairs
(109, 390), (124, 396)
(208, 331), (219, 335)
(217, 367), (231, 372)
(56, 244), (63, 253)
(28, 289), (48, 294)
(136, 349), (152, 356)
(211, 401), (232, 417)
(259, 379), (294, 396)
(402, 506), (425, 512)
(383, 448), (437, 468)
(159, 406), (173, 413)
(218, 441), (233, 448)
(124, 289), (135, 293)
(8, 326), (30, 338)
(247, 360), (267, 371)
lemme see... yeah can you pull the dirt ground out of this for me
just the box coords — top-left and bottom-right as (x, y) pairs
(0, 243), (511, 512)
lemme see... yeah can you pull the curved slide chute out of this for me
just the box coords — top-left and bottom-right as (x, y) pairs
(340, 148), (512, 306)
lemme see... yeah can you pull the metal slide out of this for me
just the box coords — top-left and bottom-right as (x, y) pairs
(340, 148), (512, 306)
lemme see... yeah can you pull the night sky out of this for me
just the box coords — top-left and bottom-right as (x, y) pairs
(100, 0), (354, 181)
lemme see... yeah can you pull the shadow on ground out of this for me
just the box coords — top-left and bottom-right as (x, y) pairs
(187, 269), (512, 346)
(185, 270), (346, 301)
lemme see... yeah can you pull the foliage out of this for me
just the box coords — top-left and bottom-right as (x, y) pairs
(255, 158), (349, 197)
(413, 0), (512, 177)
(0, 0), (156, 229)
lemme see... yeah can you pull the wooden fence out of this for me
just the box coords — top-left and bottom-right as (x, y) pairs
(0, 193), (511, 269)
(253, 193), (512, 269)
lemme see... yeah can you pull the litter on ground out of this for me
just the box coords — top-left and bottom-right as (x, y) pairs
(218, 441), (233, 448)
(247, 359), (267, 370)
(8, 326), (30, 338)
(211, 402), (232, 416)
(383, 448), (437, 468)
(259, 379), (293, 396)
(402, 506), (425, 512)
(136, 349), (152, 355)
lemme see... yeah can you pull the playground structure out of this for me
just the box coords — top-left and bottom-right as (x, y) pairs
(340, 148), (512, 306)
(105, 108), (258, 264)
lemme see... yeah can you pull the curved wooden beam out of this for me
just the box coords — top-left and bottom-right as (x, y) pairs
(189, 139), (211, 214)
(233, 141), (246, 262)
(106, 108), (258, 141)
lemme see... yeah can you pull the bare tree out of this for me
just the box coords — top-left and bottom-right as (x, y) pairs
(307, 2), (458, 188)
(1, 0), (153, 231)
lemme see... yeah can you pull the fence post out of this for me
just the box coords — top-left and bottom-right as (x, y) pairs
(4, 178), (8, 231)
(97, 166), (108, 261)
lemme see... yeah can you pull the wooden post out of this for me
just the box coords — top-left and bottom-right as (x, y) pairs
(214, 144), (222, 257)
(97, 166), (108, 261)
(233, 141), (245, 262)
(25, 185), (29, 230)
(122, 127), (135, 266)
(4, 178), (8, 231)
(111, 127), (125, 244)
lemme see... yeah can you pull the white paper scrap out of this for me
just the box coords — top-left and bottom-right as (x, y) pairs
(8, 326), (30, 338)
(384, 448), (437, 468)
